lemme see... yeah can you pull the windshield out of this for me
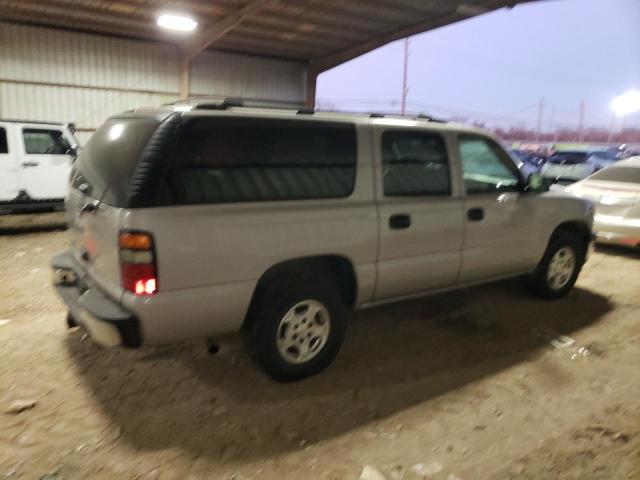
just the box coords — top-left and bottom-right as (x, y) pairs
(588, 166), (640, 184)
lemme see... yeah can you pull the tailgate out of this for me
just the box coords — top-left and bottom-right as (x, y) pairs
(66, 188), (123, 301)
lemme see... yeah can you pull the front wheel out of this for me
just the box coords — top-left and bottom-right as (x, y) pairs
(524, 231), (584, 299)
(245, 273), (347, 381)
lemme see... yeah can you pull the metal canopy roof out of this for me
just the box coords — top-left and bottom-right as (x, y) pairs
(0, 0), (536, 72)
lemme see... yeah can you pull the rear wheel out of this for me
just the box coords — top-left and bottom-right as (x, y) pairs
(525, 230), (584, 299)
(245, 272), (347, 381)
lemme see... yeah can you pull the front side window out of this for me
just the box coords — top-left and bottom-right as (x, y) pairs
(382, 130), (450, 196)
(169, 118), (357, 205)
(23, 128), (70, 155)
(0, 128), (7, 154)
(459, 135), (521, 194)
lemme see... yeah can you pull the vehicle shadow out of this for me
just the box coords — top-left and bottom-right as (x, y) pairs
(65, 280), (612, 463)
(595, 243), (640, 260)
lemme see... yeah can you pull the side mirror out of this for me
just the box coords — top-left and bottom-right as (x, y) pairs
(526, 173), (549, 192)
(66, 147), (78, 159)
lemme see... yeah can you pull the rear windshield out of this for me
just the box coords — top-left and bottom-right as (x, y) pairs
(548, 152), (588, 164)
(71, 118), (159, 205)
(589, 166), (640, 184)
(163, 118), (357, 205)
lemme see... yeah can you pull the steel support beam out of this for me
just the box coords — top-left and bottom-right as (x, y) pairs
(183, 0), (277, 61)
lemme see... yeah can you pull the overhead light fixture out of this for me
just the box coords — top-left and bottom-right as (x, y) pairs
(612, 90), (640, 116)
(157, 13), (198, 33)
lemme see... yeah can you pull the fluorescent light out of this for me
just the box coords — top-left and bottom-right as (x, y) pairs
(612, 90), (640, 116)
(157, 13), (198, 33)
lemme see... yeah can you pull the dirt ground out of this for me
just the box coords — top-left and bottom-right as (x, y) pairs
(1, 218), (640, 480)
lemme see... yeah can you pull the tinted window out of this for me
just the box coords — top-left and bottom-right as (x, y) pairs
(589, 166), (640, 183)
(548, 152), (588, 164)
(23, 128), (70, 155)
(0, 128), (7, 154)
(72, 118), (160, 205)
(168, 118), (357, 204)
(459, 136), (521, 194)
(382, 130), (450, 196)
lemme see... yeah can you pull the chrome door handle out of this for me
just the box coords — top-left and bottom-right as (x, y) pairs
(21, 161), (39, 167)
(389, 213), (411, 229)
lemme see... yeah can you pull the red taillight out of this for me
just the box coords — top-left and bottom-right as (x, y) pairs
(119, 232), (157, 296)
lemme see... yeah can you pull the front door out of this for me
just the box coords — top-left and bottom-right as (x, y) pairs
(0, 123), (19, 202)
(374, 128), (464, 300)
(457, 134), (539, 283)
(18, 125), (74, 200)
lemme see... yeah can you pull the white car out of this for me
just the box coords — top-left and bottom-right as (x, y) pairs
(541, 150), (616, 185)
(52, 102), (594, 380)
(0, 119), (79, 214)
(558, 157), (640, 248)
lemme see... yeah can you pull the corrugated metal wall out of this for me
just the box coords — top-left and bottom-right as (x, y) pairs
(0, 22), (307, 144)
(191, 50), (306, 103)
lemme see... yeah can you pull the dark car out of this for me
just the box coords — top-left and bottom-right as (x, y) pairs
(507, 149), (543, 181)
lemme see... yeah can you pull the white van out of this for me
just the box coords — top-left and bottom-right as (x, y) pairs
(0, 119), (79, 214)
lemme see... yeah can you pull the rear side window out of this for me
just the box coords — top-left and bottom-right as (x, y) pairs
(168, 118), (357, 204)
(0, 128), (7, 154)
(23, 128), (70, 155)
(72, 118), (160, 205)
(382, 130), (450, 196)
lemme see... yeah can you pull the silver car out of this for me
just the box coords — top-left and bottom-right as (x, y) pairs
(51, 103), (594, 380)
(558, 157), (640, 248)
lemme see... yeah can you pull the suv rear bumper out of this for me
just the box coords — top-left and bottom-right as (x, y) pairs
(51, 251), (141, 348)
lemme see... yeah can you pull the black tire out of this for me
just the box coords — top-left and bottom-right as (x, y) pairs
(245, 268), (348, 381)
(524, 230), (585, 299)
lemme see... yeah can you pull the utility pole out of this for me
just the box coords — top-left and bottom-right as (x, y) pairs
(549, 105), (556, 142)
(578, 100), (585, 142)
(536, 98), (544, 142)
(401, 37), (410, 115)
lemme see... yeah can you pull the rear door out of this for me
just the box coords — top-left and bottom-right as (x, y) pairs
(374, 126), (464, 300)
(457, 134), (540, 283)
(18, 125), (74, 199)
(0, 123), (19, 202)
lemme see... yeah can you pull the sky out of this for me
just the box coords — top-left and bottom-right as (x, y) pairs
(317, 0), (640, 131)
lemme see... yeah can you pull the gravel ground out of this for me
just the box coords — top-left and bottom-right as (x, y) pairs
(1, 223), (639, 480)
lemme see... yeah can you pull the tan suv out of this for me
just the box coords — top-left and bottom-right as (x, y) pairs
(52, 101), (594, 380)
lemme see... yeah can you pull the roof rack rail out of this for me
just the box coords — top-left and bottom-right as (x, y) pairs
(164, 97), (305, 111)
(193, 97), (244, 110)
(296, 108), (315, 115)
(369, 113), (386, 118)
(415, 113), (447, 123)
